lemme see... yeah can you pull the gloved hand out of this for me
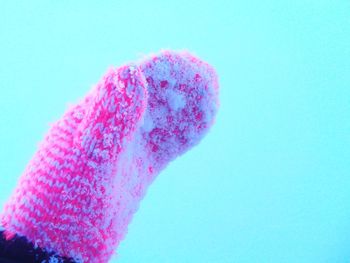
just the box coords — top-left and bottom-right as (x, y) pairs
(0, 50), (219, 263)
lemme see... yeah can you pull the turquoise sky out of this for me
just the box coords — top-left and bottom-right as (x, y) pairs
(0, 1), (349, 262)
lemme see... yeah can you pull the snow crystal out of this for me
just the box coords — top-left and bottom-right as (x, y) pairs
(166, 89), (186, 111)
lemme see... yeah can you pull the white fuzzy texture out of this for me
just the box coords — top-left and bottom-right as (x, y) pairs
(141, 110), (154, 132)
(166, 89), (186, 111)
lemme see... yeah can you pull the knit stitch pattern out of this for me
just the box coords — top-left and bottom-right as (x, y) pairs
(1, 65), (148, 262)
(0, 50), (219, 263)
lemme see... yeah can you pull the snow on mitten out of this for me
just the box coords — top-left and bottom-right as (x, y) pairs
(0, 50), (219, 263)
(108, 50), (220, 254)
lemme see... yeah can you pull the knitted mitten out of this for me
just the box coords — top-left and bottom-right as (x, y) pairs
(0, 50), (219, 263)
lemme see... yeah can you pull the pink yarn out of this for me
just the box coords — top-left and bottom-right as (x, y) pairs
(0, 50), (219, 262)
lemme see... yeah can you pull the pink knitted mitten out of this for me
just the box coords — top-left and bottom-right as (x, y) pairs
(0, 50), (219, 263)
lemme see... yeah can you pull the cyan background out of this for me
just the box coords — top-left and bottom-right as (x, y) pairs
(0, 1), (349, 262)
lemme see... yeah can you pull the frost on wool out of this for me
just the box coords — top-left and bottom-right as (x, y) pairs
(104, 51), (220, 247)
(110, 50), (220, 219)
(138, 50), (219, 170)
